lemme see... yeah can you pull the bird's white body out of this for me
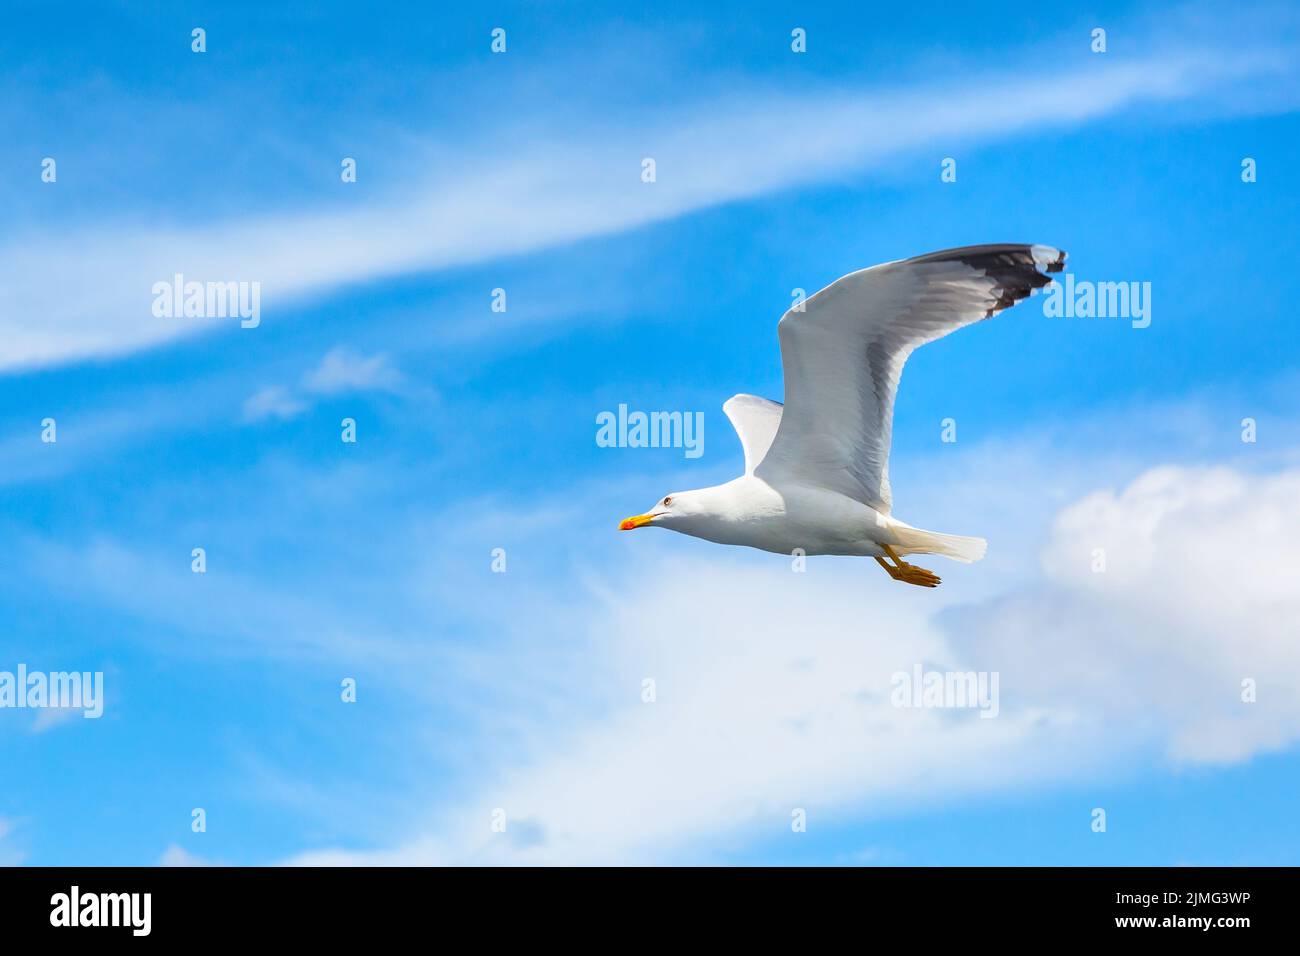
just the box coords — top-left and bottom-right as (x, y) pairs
(655, 475), (896, 557)
(620, 243), (1066, 585)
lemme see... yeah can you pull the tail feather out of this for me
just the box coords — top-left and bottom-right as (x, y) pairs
(891, 526), (987, 564)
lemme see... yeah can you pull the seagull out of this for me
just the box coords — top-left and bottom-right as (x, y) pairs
(619, 243), (1066, 587)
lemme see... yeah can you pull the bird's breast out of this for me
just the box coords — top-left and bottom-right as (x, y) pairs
(678, 480), (887, 556)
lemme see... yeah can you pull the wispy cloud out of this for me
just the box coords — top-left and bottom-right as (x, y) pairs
(302, 347), (402, 395)
(243, 347), (405, 422)
(21, 533), (419, 664)
(282, 458), (1300, 864)
(158, 844), (212, 867)
(3, 17), (1296, 370)
(242, 385), (308, 423)
(0, 819), (24, 866)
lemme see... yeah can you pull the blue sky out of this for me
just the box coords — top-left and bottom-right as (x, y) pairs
(2, 0), (1300, 865)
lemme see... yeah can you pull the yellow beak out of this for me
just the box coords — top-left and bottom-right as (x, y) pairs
(619, 513), (655, 530)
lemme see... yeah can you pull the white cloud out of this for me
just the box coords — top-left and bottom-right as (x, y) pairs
(302, 348), (402, 395)
(243, 348), (404, 422)
(281, 461), (1300, 865)
(158, 844), (212, 867)
(1019, 464), (1300, 763)
(242, 385), (308, 423)
(2, 31), (1296, 370)
(0, 819), (24, 866)
(23, 534), (418, 664)
(30, 706), (83, 734)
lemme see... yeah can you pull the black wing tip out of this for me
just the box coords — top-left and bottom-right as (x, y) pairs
(908, 242), (1066, 269)
(907, 243), (1067, 319)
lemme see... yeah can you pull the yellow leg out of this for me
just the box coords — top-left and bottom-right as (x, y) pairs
(878, 545), (941, 588)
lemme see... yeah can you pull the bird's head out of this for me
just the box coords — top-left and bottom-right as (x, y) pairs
(619, 491), (698, 531)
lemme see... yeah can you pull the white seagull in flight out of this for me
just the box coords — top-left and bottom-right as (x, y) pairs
(620, 243), (1066, 587)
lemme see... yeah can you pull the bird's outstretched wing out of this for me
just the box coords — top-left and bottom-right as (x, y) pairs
(723, 393), (784, 474)
(755, 244), (1066, 513)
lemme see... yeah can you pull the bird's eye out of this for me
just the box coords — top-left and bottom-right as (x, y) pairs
(663, 496), (673, 507)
